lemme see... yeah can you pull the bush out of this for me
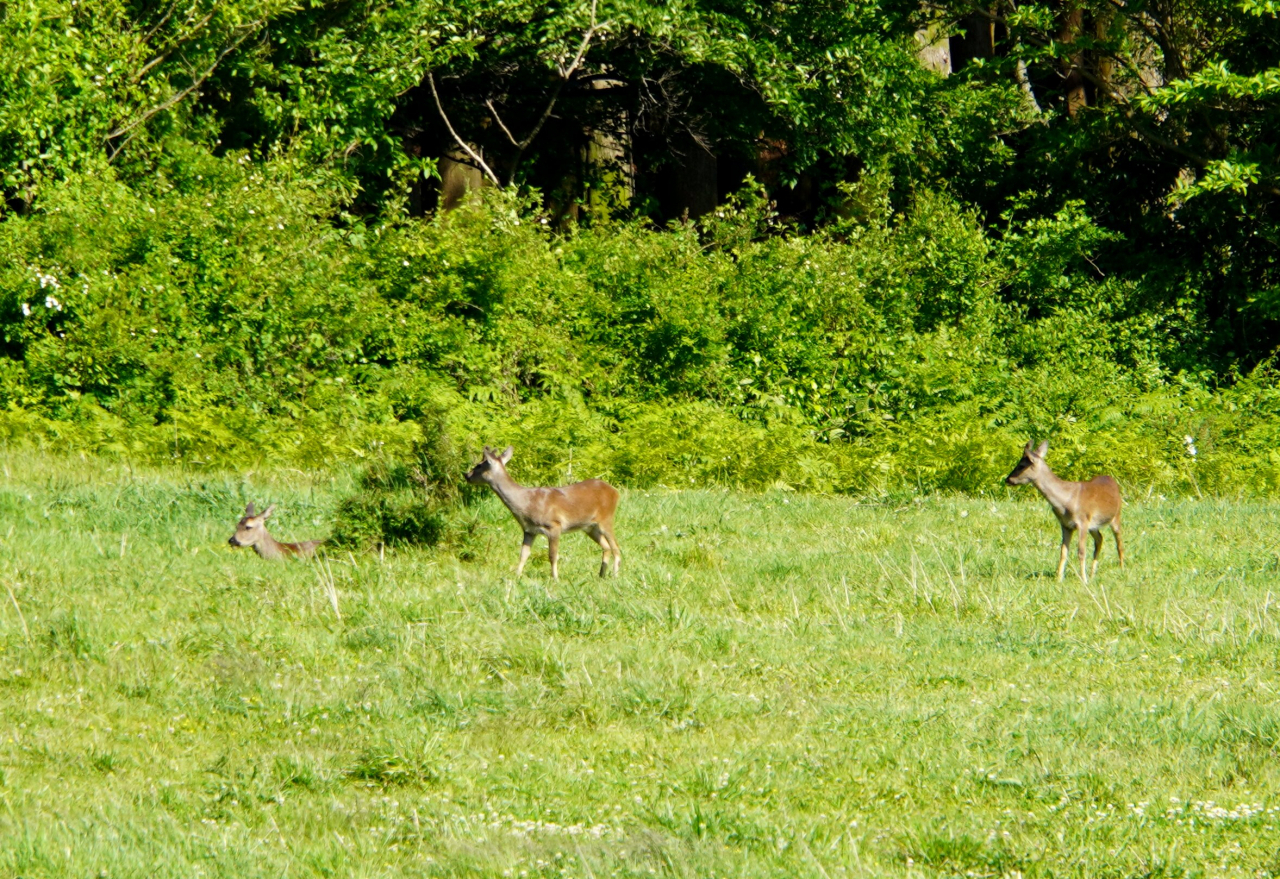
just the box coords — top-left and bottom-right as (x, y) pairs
(2, 166), (1280, 499)
(328, 410), (480, 551)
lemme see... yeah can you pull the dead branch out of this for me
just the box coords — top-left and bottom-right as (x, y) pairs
(427, 71), (502, 186)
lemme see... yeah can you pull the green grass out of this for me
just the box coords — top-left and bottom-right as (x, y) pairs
(1, 451), (1279, 877)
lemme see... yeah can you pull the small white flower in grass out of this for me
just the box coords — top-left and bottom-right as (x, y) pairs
(1183, 435), (1197, 458)
(402, 260), (410, 267)
(45, 296), (62, 311)
(21, 303), (30, 316)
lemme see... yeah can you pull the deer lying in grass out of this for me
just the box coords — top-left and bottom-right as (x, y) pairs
(466, 445), (621, 579)
(228, 503), (322, 559)
(1005, 440), (1124, 583)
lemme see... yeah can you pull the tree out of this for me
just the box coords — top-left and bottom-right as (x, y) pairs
(927, 0), (1280, 360)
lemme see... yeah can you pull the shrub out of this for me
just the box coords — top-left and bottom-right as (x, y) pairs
(328, 409), (480, 550)
(2, 167), (1280, 499)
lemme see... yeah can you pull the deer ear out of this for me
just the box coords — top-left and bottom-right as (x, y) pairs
(1022, 441), (1032, 455)
(261, 505), (276, 519)
(245, 502), (257, 516)
(1033, 440), (1049, 458)
(498, 446), (514, 465)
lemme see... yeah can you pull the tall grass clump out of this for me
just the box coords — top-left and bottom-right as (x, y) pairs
(328, 409), (481, 551)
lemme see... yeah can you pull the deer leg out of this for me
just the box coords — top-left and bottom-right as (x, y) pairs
(547, 530), (561, 580)
(516, 532), (535, 577)
(589, 526), (611, 577)
(1078, 525), (1089, 583)
(607, 530), (621, 576)
(1112, 513), (1124, 568)
(599, 517), (621, 576)
(1091, 529), (1104, 579)
(1057, 526), (1072, 581)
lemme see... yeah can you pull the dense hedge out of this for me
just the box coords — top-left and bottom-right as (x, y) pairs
(1, 149), (1278, 495)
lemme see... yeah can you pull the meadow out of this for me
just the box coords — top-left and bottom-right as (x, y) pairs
(1, 451), (1279, 877)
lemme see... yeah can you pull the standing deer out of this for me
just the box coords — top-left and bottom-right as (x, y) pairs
(466, 445), (621, 579)
(228, 503), (323, 559)
(1005, 440), (1124, 582)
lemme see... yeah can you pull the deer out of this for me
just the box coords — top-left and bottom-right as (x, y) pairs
(227, 503), (323, 559)
(466, 445), (621, 579)
(1005, 440), (1124, 583)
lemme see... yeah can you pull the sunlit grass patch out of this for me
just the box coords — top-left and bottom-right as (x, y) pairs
(0, 452), (1277, 876)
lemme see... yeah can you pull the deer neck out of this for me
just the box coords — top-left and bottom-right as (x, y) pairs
(253, 531), (288, 560)
(1028, 466), (1079, 518)
(486, 470), (533, 521)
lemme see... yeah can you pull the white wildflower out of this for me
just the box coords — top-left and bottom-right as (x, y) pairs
(45, 295), (62, 311)
(1183, 435), (1197, 458)
(21, 303), (31, 316)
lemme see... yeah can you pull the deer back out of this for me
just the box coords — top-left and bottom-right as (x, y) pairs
(1080, 475), (1122, 519)
(528, 479), (619, 530)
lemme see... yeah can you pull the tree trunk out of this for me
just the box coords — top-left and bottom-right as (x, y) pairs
(1059, 4), (1087, 117)
(916, 24), (951, 75)
(668, 137), (718, 221)
(583, 79), (634, 215)
(439, 147), (486, 210)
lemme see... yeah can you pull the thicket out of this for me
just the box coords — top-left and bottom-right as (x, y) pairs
(1, 0), (1278, 498)
(3, 156), (1279, 496)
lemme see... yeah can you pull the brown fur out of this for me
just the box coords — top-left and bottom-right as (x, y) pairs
(228, 503), (323, 560)
(466, 446), (621, 578)
(1005, 440), (1124, 582)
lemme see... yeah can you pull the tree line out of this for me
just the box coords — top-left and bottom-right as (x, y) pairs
(0, 0), (1277, 488)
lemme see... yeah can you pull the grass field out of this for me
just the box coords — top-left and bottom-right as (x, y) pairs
(1, 451), (1279, 877)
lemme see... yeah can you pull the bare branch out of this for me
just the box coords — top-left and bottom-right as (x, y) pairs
(106, 23), (262, 159)
(486, 98), (522, 148)
(508, 1), (609, 176)
(557, 0), (604, 80)
(427, 71), (502, 187)
(434, 1), (611, 188)
(143, 0), (181, 44)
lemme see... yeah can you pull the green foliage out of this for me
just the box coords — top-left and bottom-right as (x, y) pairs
(1, 173), (1279, 497)
(329, 410), (479, 550)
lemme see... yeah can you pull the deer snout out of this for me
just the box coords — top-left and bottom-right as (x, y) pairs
(228, 535), (241, 547)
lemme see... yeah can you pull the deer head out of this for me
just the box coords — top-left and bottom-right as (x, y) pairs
(228, 502), (276, 549)
(465, 445), (514, 486)
(1005, 440), (1051, 486)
